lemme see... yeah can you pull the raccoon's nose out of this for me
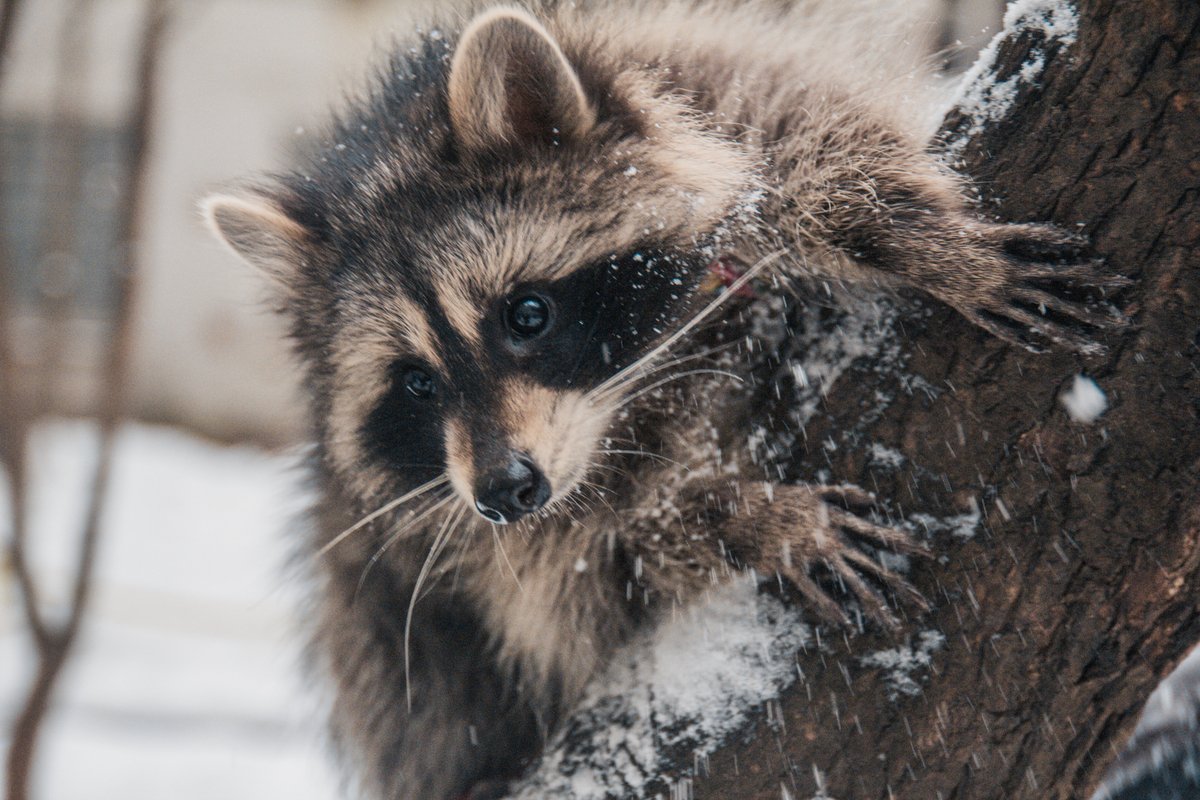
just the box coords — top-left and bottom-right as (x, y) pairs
(473, 457), (551, 524)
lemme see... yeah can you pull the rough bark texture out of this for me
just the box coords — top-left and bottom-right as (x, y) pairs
(689, 1), (1200, 798)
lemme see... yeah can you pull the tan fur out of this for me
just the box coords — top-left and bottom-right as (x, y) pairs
(463, 514), (618, 704)
(429, 127), (752, 291)
(326, 292), (446, 498)
(443, 416), (475, 503)
(436, 281), (483, 348)
(498, 382), (613, 505)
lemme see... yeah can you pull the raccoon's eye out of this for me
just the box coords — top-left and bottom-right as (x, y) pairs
(402, 367), (436, 399)
(507, 295), (552, 338)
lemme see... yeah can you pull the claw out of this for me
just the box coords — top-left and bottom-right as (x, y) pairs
(830, 507), (932, 557)
(957, 221), (1134, 354)
(1022, 261), (1133, 291)
(771, 484), (933, 629)
(830, 561), (900, 628)
(995, 303), (1108, 355)
(790, 569), (852, 627)
(1012, 286), (1127, 329)
(999, 223), (1090, 261)
(842, 548), (930, 612)
(815, 483), (876, 510)
(966, 309), (1049, 354)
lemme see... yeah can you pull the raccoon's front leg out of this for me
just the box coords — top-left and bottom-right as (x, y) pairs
(631, 481), (929, 628)
(841, 208), (1129, 354)
(770, 133), (1129, 353)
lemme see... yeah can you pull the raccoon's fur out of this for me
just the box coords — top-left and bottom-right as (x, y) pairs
(203, 2), (1125, 798)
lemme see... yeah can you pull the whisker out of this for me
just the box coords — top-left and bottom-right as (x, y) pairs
(553, 495), (584, 527)
(587, 250), (783, 401)
(613, 368), (743, 409)
(492, 524), (524, 590)
(593, 339), (741, 401)
(576, 479), (620, 519)
(420, 503), (470, 598)
(601, 448), (688, 469)
(404, 499), (466, 710)
(317, 474), (449, 558)
(447, 513), (479, 594)
(353, 490), (455, 601)
(586, 462), (629, 478)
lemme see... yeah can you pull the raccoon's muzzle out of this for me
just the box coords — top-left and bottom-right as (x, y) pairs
(473, 455), (551, 524)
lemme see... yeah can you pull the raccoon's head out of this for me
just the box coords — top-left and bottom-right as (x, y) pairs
(204, 6), (754, 524)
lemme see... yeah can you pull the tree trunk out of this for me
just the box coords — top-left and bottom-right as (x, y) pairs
(690, 1), (1200, 798)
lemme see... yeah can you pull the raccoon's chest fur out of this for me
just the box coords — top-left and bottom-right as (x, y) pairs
(463, 517), (637, 709)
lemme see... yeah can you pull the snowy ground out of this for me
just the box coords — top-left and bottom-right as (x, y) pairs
(0, 421), (339, 800)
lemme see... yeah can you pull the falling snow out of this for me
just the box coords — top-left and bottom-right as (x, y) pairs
(743, 291), (907, 472)
(510, 276), (965, 795)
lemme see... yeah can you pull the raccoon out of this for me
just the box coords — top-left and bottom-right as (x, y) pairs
(203, 2), (1125, 798)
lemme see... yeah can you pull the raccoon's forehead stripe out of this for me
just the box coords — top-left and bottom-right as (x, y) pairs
(436, 282), (483, 348)
(391, 294), (446, 371)
(405, 278), (480, 372)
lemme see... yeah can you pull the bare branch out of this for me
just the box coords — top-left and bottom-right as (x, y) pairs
(4, 2), (171, 798)
(0, 0), (48, 653)
(65, 0), (169, 643)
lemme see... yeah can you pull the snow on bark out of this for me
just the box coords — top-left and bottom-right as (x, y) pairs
(943, 0), (1080, 159)
(1091, 648), (1200, 799)
(859, 630), (946, 702)
(508, 579), (811, 799)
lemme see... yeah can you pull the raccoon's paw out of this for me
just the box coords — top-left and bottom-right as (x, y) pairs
(952, 222), (1131, 355)
(770, 484), (930, 630)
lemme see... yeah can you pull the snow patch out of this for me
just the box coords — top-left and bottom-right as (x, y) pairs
(509, 579), (811, 799)
(908, 504), (982, 541)
(1060, 374), (1107, 423)
(860, 630), (946, 702)
(867, 443), (906, 470)
(944, 0), (1080, 157)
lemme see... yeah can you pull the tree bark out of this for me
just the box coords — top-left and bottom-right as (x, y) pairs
(689, 1), (1200, 798)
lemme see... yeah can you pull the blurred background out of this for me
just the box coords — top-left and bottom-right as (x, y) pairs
(0, 1), (1003, 798)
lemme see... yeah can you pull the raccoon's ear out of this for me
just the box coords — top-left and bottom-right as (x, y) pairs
(201, 192), (317, 286)
(447, 7), (595, 153)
